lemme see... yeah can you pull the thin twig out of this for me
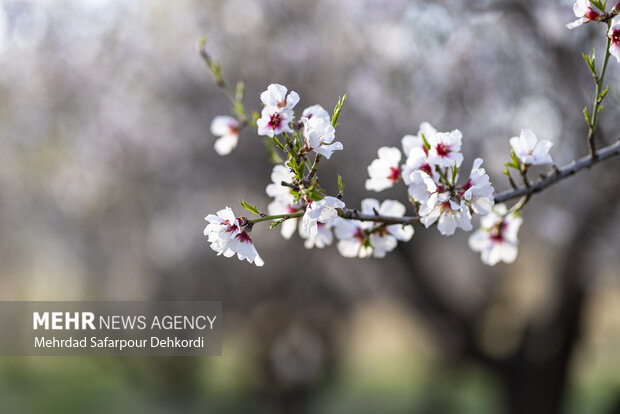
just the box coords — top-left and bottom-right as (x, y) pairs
(338, 208), (420, 225)
(494, 139), (620, 203)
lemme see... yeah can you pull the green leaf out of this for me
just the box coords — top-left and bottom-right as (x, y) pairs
(505, 149), (522, 172)
(266, 139), (283, 164)
(233, 102), (246, 120)
(240, 200), (262, 216)
(268, 218), (285, 230)
(583, 106), (591, 124)
(287, 156), (304, 179)
(292, 131), (302, 152)
(450, 164), (458, 184)
(306, 189), (325, 202)
(337, 174), (345, 194)
(272, 136), (286, 151)
(211, 61), (222, 83)
(420, 133), (431, 151)
(590, 0), (606, 12)
(331, 94), (348, 127)
(235, 81), (245, 102)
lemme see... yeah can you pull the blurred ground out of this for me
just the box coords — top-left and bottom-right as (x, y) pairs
(0, 0), (619, 412)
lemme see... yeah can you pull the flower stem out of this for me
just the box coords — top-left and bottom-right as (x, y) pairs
(494, 139), (620, 203)
(588, 22), (613, 157)
(246, 211), (305, 225)
(308, 153), (322, 180)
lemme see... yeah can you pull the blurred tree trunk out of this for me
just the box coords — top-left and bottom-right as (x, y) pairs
(501, 174), (618, 414)
(397, 169), (619, 414)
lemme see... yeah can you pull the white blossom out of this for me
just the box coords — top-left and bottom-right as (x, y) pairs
(407, 170), (441, 205)
(468, 204), (523, 266)
(365, 147), (402, 191)
(303, 116), (343, 159)
(402, 146), (434, 185)
(260, 83), (300, 111)
(370, 198), (414, 245)
(420, 198), (472, 236)
(256, 83), (299, 137)
(302, 104), (331, 123)
(268, 197), (302, 240)
(334, 218), (373, 258)
(298, 221), (334, 249)
(567, 0), (601, 30)
(301, 196), (345, 237)
(334, 199), (413, 258)
(266, 165), (295, 201)
(509, 129), (553, 166)
(401, 122), (436, 156)
(204, 207), (240, 250)
(608, 18), (620, 62)
(427, 129), (464, 168)
(210, 116), (240, 156)
(265, 165), (301, 239)
(204, 207), (264, 266)
(256, 106), (295, 137)
(461, 158), (495, 215)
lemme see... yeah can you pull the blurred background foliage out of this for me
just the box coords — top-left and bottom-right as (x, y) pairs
(0, 0), (619, 412)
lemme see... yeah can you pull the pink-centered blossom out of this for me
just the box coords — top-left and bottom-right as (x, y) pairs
(608, 18), (620, 62)
(461, 158), (495, 215)
(420, 198), (473, 236)
(468, 204), (522, 266)
(334, 218), (373, 258)
(257, 106), (295, 137)
(409, 170), (470, 235)
(256, 83), (299, 137)
(365, 147), (402, 191)
(567, 0), (601, 30)
(302, 104), (331, 123)
(260, 83), (300, 111)
(509, 129), (553, 166)
(400, 124), (436, 185)
(210, 115), (240, 156)
(204, 207), (264, 266)
(427, 129), (464, 169)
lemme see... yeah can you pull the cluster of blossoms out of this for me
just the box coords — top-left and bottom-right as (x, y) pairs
(205, 82), (559, 267)
(567, 0), (620, 62)
(366, 122), (494, 236)
(203, 0), (620, 268)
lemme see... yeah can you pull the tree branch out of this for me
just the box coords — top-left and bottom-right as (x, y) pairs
(494, 139), (620, 203)
(338, 208), (420, 225)
(332, 139), (620, 227)
(252, 140), (620, 229)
